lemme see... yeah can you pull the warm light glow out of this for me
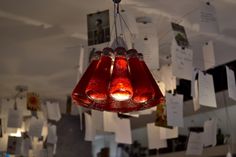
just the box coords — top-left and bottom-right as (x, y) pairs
(10, 129), (23, 137)
(109, 48), (133, 102)
(86, 48), (113, 102)
(110, 91), (132, 101)
(127, 49), (155, 103)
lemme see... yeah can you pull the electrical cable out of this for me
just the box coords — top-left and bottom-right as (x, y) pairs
(114, 3), (119, 46)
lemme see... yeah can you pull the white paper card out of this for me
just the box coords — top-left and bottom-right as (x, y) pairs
(7, 109), (23, 128)
(115, 118), (132, 144)
(199, 2), (219, 34)
(226, 66), (236, 101)
(198, 71), (217, 108)
(47, 125), (57, 144)
(92, 110), (104, 131)
(0, 98), (14, 117)
(103, 112), (118, 132)
(158, 65), (176, 91)
(157, 81), (166, 96)
(16, 97), (31, 117)
(79, 46), (85, 75)
(166, 93), (184, 127)
(191, 69), (199, 97)
(147, 123), (167, 149)
(28, 117), (44, 138)
(203, 41), (215, 70)
(160, 127), (178, 140)
(186, 132), (203, 155)
(193, 79), (201, 111)
(203, 119), (217, 147)
(46, 102), (61, 121)
(84, 113), (96, 141)
(134, 23), (159, 70)
(171, 41), (193, 80)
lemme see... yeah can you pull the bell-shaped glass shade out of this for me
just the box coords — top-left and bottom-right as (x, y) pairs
(138, 53), (164, 109)
(85, 48), (113, 102)
(71, 51), (101, 107)
(109, 47), (133, 101)
(127, 49), (155, 103)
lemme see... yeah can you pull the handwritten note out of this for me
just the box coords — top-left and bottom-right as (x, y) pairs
(103, 111), (117, 132)
(203, 119), (217, 147)
(47, 125), (57, 144)
(84, 113), (96, 141)
(134, 23), (159, 70)
(171, 41), (193, 80)
(186, 132), (203, 155)
(1, 98), (14, 117)
(160, 127), (178, 140)
(147, 123), (167, 149)
(158, 64), (176, 92)
(46, 102), (61, 121)
(198, 71), (217, 108)
(203, 41), (215, 70)
(226, 66), (236, 101)
(92, 110), (104, 131)
(199, 2), (219, 34)
(166, 93), (184, 127)
(7, 109), (23, 128)
(115, 118), (132, 144)
(16, 97), (31, 117)
(28, 117), (44, 138)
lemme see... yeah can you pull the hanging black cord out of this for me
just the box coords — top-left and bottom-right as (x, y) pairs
(114, 3), (119, 46)
(118, 10), (125, 42)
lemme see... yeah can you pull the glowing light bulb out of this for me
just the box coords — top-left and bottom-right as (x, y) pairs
(109, 47), (133, 101)
(137, 53), (164, 109)
(72, 51), (101, 107)
(127, 49), (155, 103)
(86, 48), (113, 102)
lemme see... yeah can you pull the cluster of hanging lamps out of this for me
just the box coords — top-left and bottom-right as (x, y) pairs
(72, 47), (164, 112)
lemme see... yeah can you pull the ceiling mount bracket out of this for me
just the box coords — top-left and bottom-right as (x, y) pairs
(113, 0), (121, 4)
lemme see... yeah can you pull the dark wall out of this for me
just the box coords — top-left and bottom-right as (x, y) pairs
(55, 115), (92, 157)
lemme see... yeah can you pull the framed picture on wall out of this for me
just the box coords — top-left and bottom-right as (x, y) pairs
(87, 10), (110, 46)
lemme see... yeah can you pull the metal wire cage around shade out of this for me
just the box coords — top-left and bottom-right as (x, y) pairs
(71, 47), (164, 112)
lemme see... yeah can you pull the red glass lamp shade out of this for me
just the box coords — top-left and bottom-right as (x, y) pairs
(109, 47), (133, 101)
(71, 47), (163, 112)
(138, 53), (164, 109)
(85, 48), (113, 102)
(71, 51), (101, 107)
(127, 49), (155, 103)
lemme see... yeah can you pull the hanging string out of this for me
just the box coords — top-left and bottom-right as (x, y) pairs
(114, 3), (119, 46)
(119, 12), (133, 37)
(159, 3), (202, 41)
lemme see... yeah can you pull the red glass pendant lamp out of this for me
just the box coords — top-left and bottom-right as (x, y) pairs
(71, 0), (164, 112)
(72, 47), (164, 112)
(71, 51), (101, 107)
